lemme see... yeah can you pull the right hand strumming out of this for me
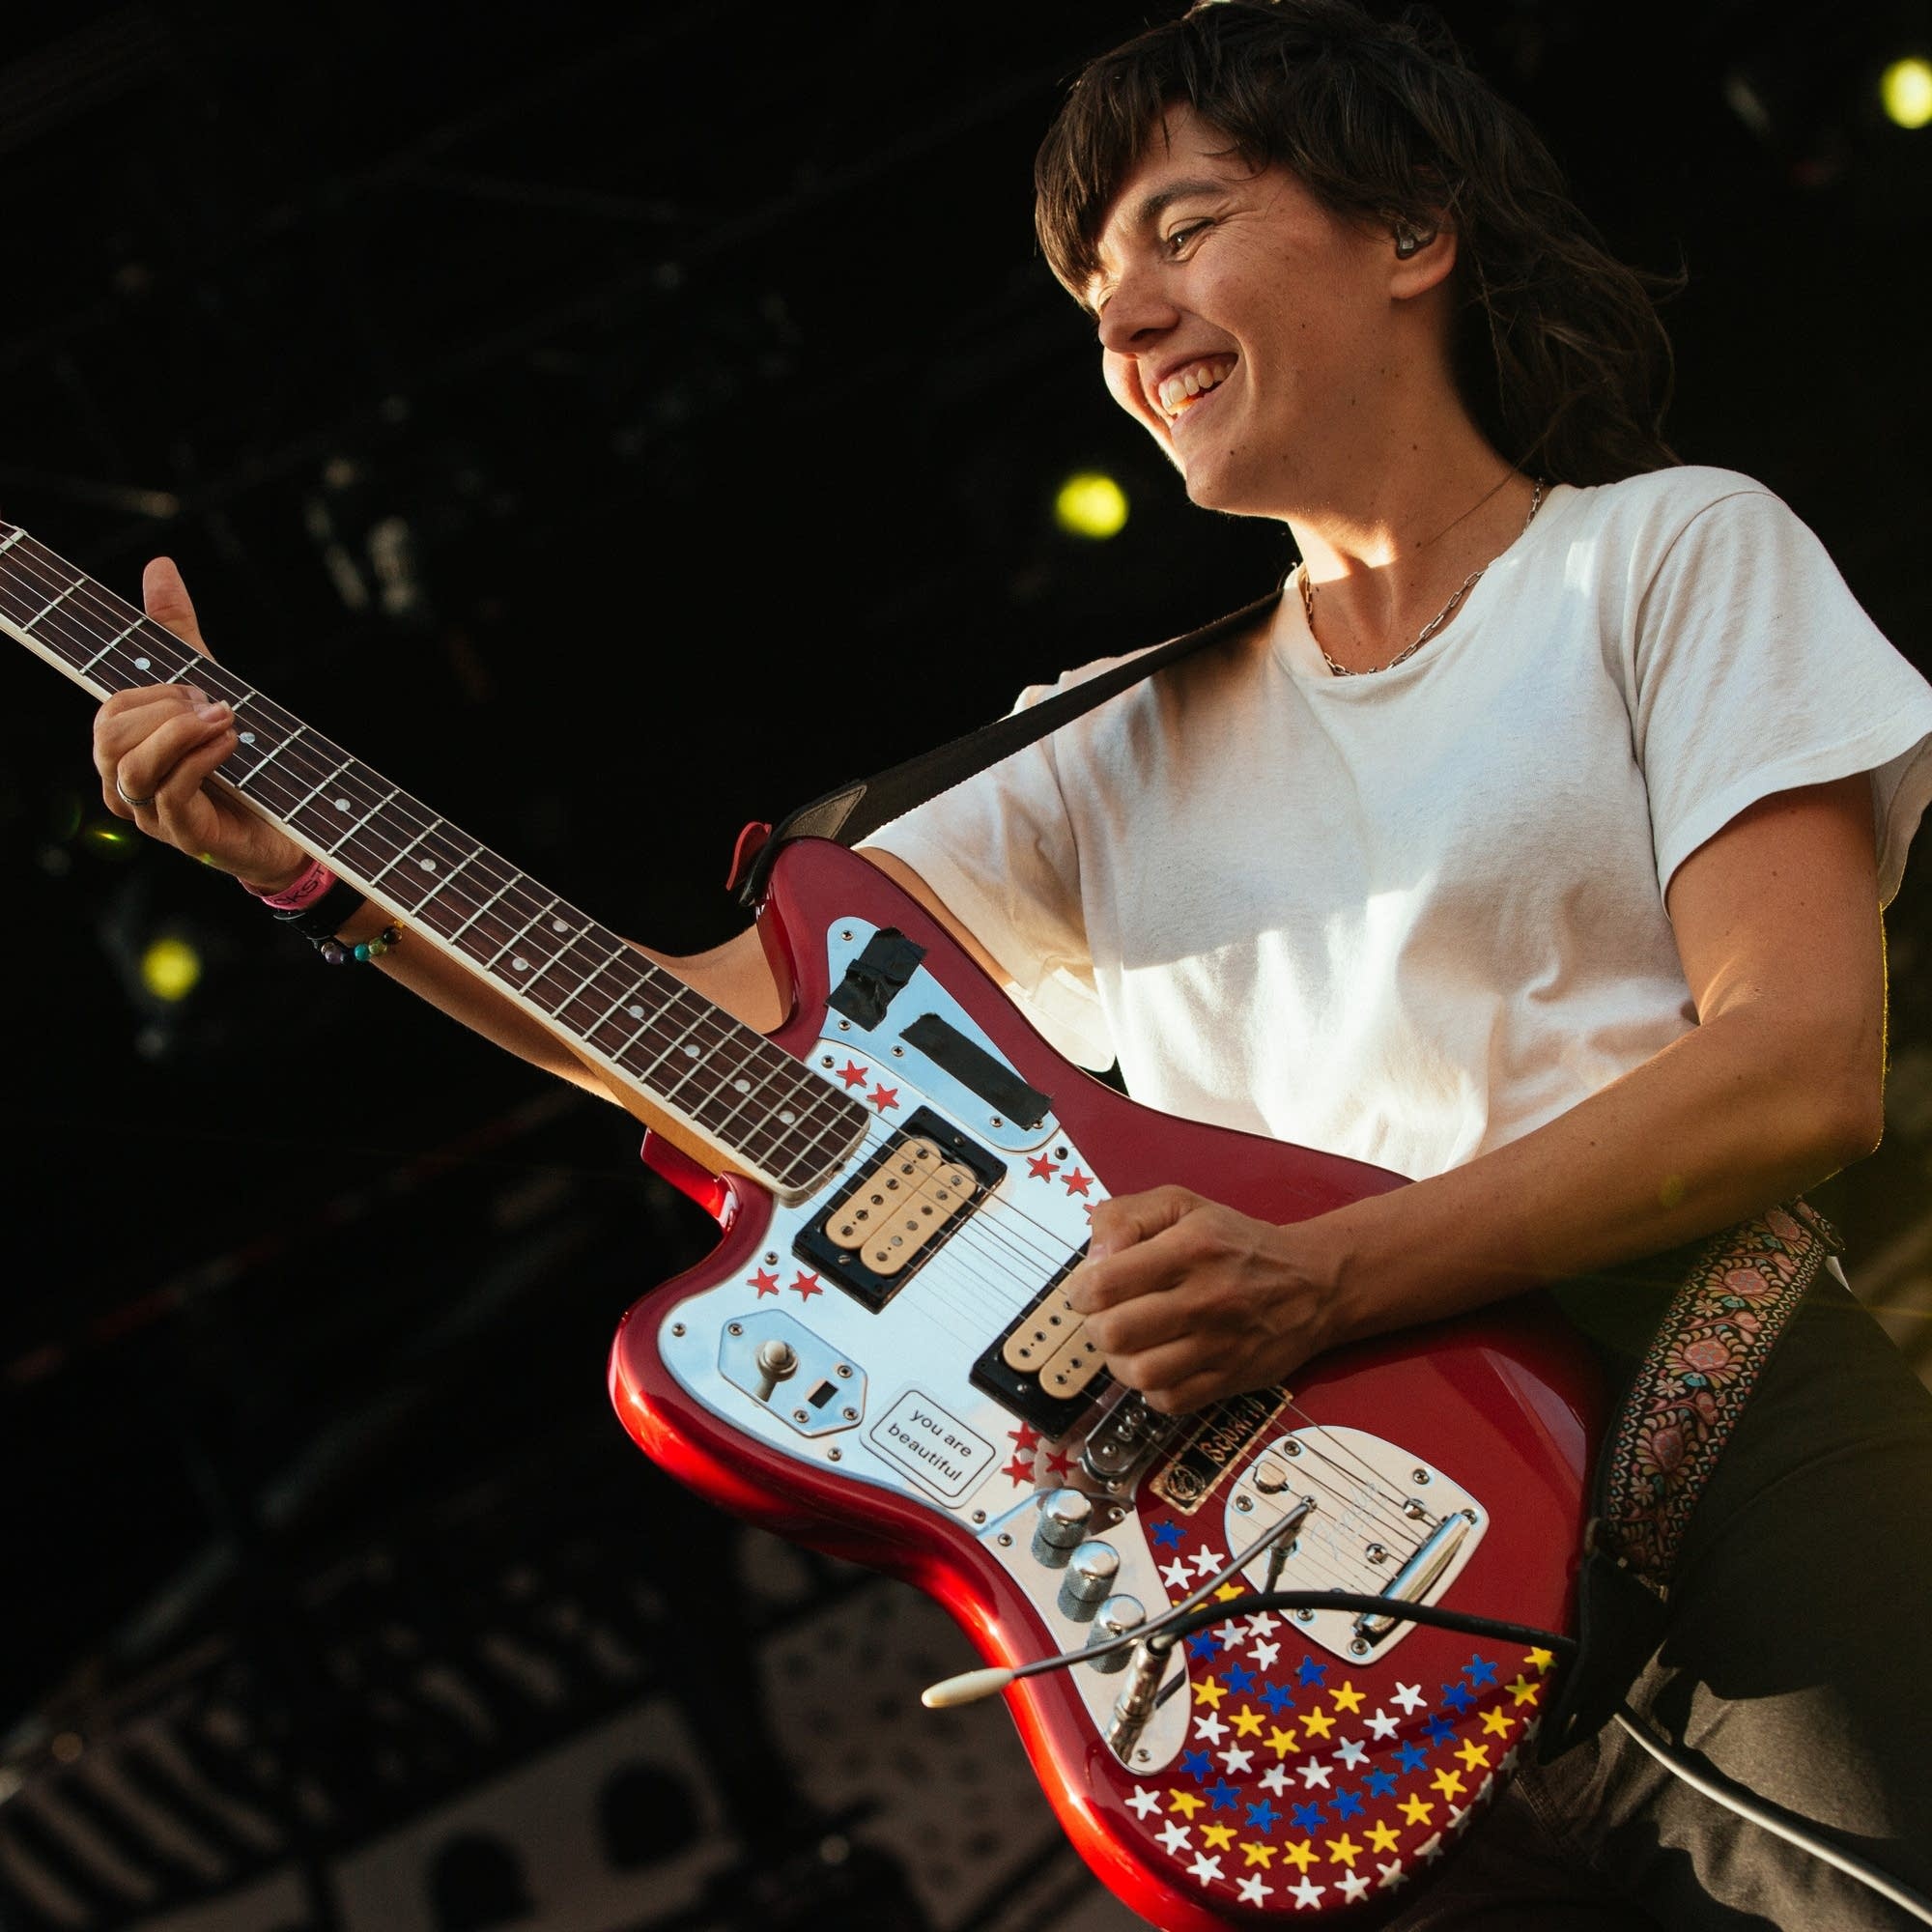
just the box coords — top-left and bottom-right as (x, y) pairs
(90, 556), (307, 892)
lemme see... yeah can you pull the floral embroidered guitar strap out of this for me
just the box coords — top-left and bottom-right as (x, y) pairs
(1540, 1198), (1844, 1757)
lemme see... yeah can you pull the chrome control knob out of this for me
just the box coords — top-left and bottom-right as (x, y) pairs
(753, 1337), (798, 1404)
(1085, 1594), (1147, 1670)
(1058, 1540), (1121, 1620)
(1031, 1488), (1093, 1567)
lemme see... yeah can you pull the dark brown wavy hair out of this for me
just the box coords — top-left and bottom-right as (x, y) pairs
(1035, 0), (1679, 487)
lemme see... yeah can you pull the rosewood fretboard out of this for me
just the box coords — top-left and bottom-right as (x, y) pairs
(0, 522), (868, 1201)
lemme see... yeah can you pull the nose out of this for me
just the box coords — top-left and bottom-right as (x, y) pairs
(1094, 265), (1180, 356)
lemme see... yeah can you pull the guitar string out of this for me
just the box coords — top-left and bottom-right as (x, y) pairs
(11, 547), (1438, 1548)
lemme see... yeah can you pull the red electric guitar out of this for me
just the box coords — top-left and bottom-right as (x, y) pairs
(5, 521), (1603, 1931)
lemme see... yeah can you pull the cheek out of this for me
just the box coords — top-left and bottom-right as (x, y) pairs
(1101, 352), (1151, 422)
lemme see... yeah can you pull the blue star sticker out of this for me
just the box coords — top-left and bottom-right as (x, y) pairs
(1291, 1803), (1326, 1834)
(1424, 1714), (1458, 1747)
(1246, 1799), (1282, 1833)
(1295, 1655), (1329, 1688)
(1364, 1769), (1398, 1800)
(1394, 1742), (1428, 1775)
(1151, 1520), (1183, 1549)
(1186, 1632), (1221, 1662)
(1206, 1778), (1241, 1813)
(1464, 1653), (1498, 1690)
(1440, 1681), (1476, 1715)
(1330, 1786), (1364, 1822)
(1225, 1662), (1257, 1695)
(1260, 1681), (1295, 1716)
(1181, 1749), (1213, 1783)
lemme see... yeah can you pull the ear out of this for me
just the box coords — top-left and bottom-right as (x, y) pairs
(1389, 215), (1459, 300)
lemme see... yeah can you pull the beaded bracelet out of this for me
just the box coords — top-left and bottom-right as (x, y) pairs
(317, 924), (402, 966)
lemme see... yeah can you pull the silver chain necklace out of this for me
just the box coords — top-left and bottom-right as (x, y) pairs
(1300, 478), (1546, 677)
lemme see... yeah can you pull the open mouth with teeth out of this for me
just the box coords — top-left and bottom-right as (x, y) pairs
(1154, 355), (1237, 422)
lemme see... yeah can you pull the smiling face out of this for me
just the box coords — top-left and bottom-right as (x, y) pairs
(1087, 107), (1449, 522)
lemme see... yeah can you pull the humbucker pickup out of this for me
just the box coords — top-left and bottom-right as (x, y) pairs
(973, 1252), (1111, 1438)
(792, 1107), (1006, 1312)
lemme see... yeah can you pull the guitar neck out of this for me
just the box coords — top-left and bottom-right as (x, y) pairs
(0, 522), (867, 1202)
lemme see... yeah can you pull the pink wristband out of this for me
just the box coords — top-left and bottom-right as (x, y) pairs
(244, 857), (336, 910)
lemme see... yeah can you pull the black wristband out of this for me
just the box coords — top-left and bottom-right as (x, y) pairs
(273, 875), (369, 942)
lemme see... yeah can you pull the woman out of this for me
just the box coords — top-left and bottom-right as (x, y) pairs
(95, 2), (1932, 1924)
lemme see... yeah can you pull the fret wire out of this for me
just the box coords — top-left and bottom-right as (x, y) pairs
(322, 784), (399, 857)
(233, 722), (308, 784)
(280, 757), (356, 821)
(440, 872), (524, 947)
(77, 619), (144, 676)
(19, 577), (84, 631)
(691, 1032), (793, 1144)
(0, 529), (24, 556)
(478, 895), (564, 975)
(361, 813), (447, 890)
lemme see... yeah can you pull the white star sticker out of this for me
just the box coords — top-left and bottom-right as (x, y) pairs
(1259, 1762), (1293, 1795)
(1246, 1610), (1280, 1638)
(1252, 1638), (1282, 1671)
(1187, 1852), (1225, 1886)
(1161, 1557), (1195, 1593)
(1416, 1832), (1444, 1862)
(1331, 1736), (1368, 1768)
(1191, 1547), (1228, 1577)
(1194, 1711), (1228, 1744)
(1449, 1802), (1472, 1833)
(1236, 1874), (1274, 1905)
(1219, 1744), (1254, 1774)
(1391, 1682), (1426, 1714)
(1522, 1716), (1543, 1744)
(1158, 1819), (1193, 1855)
(1336, 1870), (1371, 1904)
(1290, 1875), (1326, 1910)
(1296, 1759), (1333, 1788)
(1477, 1774), (1496, 1804)
(1214, 1617), (1247, 1648)
(1499, 1745), (1520, 1773)
(1365, 1707), (1400, 1741)
(1376, 1859), (1408, 1891)
(1126, 1785), (1162, 1819)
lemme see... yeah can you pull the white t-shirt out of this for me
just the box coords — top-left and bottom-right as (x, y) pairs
(862, 467), (1932, 1183)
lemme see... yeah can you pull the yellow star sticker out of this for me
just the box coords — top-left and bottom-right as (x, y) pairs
(1365, 1820), (1402, 1855)
(1507, 1674), (1542, 1707)
(1168, 1789), (1205, 1819)
(1194, 1675), (1228, 1709)
(1266, 1724), (1299, 1758)
(1241, 1841), (1277, 1869)
(1455, 1740), (1492, 1773)
(1300, 1706), (1337, 1739)
(1398, 1794), (1435, 1827)
(1480, 1707), (1514, 1737)
(1232, 1705), (1265, 1738)
(1431, 1768), (1467, 1801)
(1525, 1647), (1555, 1675)
(1202, 1823), (1236, 1851)
(1282, 1838), (1319, 1871)
(1325, 1833), (1362, 1868)
(1215, 1582), (1245, 1601)
(1329, 1680), (1365, 1714)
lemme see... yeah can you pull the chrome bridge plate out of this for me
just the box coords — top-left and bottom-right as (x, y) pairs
(1221, 1426), (1487, 1661)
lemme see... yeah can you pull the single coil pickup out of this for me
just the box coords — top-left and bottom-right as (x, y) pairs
(971, 1250), (1113, 1439)
(793, 1106), (1006, 1313)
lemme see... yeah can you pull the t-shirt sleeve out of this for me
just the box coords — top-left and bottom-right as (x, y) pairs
(1628, 483), (1932, 907)
(858, 676), (1117, 1070)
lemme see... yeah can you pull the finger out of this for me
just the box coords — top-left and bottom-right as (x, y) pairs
(149, 722), (240, 842)
(1107, 1337), (1228, 1410)
(1082, 1284), (1198, 1358)
(112, 702), (233, 818)
(95, 688), (206, 780)
(1068, 1186), (1202, 1313)
(142, 556), (213, 657)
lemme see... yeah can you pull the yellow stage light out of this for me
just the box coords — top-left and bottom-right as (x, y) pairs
(1881, 56), (1932, 130)
(141, 935), (203, 1003)
(1055, 470), (1129, 539)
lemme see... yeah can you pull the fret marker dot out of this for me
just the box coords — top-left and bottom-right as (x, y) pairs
(335, 798), (353, 811)
(133, 657), (150, 670)
(240, 731), (255, 744)
(733, 1078), (751, 1093)
(553, 919), (568, 932)
(627, 1005), (644, 1019)
(512, 957), (528, 971)
(419, 857), (436, 869)
(779, 1110), (796, 1124)
(683, 1043), (699, 1058)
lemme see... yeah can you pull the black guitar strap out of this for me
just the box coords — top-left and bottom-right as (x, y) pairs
(730, 590), (1281, 909)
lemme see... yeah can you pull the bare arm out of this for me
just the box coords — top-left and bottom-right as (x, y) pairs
(95, 559), (1004, 1110)
(1071, 775), (1886, 1411)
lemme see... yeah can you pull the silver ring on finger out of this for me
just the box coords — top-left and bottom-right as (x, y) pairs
(115, 775), (158, 810)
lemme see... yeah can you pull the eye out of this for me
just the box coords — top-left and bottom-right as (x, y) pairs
(1162, 219), (1211, 258)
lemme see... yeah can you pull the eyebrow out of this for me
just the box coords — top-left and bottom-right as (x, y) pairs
(1085, 175), (1236, 311)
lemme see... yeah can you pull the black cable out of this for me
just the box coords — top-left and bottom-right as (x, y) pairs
(1144, 1589), (1577, 1660)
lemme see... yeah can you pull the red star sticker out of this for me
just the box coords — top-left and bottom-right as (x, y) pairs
(1026, 1152), (1060, 1181)
(1008, 1423), (1042, 1452)
(749, 1267), (781, 1298)
(1043, 1449), (1076, 1478)
(1062, 1168), (1094, 1196)
(868, 1084), (900, 1113)
(838, 1060), (869, 1089)
(1000, 1456), (1036, 1486)
(790, 1270), (823, 1301)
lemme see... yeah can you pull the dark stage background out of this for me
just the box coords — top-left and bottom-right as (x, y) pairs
(3, 3), (1929, 1928)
